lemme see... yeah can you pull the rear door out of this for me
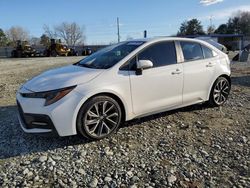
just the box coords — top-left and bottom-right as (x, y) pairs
(179, 41), (217, 104)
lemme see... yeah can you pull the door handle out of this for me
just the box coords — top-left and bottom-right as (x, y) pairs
(171, 69), (182, 75)
(206, 62), (215, 67)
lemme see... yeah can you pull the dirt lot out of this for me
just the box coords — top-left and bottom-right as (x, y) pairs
(0, 57), (249, 187)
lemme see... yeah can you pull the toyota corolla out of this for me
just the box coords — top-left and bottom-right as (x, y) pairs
(16, 37), (231, 140)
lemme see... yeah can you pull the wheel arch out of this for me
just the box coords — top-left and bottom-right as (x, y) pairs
(220, 74), (231, 85)
(73, 91), (128, 135)
(85, 92), (126, 122)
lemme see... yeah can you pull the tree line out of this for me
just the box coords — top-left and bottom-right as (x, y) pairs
(0, 11), (249, 47)
(0, 22), (85, 47)
(177, 11), (250, 36)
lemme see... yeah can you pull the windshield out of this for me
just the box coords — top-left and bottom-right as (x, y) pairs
(76, 41), (145, 69)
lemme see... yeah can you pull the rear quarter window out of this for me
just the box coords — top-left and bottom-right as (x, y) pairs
(202, 45), (215, 59)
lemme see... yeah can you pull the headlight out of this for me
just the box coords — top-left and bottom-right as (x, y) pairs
(21, 85), (76, 106)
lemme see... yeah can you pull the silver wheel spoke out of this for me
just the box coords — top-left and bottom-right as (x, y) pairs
(89, 121), (100, 133)
(106, 117), (117, 126)
(94, 104), (100, 116)
(103, 121), (111, 134)
(105, 104), (114, 114)
(220, 81), (223, 90)
(214, 93), (220, 98)
(97, 122), (104, 136)
(221, 95), (226, 102)
(223, 86), (229, 91)
(102, 101), (108, 115)
(107, 112), (118, 118)
(86, 119), (99, 126)
(222, 89), (229, 95)
(221, 81), (226, 89)
(214, 89), (220, 93)
(87, 110), (99, 118)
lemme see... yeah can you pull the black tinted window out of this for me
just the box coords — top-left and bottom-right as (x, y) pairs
(180, 42), (204, 61)
(77, 41), (144, 69)
(138, 41), (177, 67)
(120, 56), (136, 71)
(202, 45), (214, 59)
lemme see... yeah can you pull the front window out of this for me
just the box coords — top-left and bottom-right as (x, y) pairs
(138, 41), (177, 67)
(76, 41), (144, 69)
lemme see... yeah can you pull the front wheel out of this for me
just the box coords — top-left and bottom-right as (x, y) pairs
(209, 77), (231, 106)
(77, 96), (122, 140)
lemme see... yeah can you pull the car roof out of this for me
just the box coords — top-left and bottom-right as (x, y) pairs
(127, 37), (209, 44)
(120, 36), (223, 58)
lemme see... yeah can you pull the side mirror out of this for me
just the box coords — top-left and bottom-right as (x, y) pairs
(136, 60), (153, 75)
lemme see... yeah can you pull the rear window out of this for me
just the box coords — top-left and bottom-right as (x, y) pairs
(180, 42), (204, 61)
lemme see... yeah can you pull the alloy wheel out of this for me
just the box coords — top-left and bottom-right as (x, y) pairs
(84, 100), (120, 138)
(213, 78), (230, 105)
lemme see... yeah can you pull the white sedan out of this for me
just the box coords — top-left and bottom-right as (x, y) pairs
(16, 37), (231, 139)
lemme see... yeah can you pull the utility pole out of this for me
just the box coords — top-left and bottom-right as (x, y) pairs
(117, 17), (120, 43)
(144, 30), (147, 38)
(209, 15), (213, 28)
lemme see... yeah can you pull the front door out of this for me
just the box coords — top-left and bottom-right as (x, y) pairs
(129, 41), (183, 116)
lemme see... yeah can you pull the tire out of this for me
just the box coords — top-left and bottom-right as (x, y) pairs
(209, 77), (231, 106)
(77, 96), (122, 140)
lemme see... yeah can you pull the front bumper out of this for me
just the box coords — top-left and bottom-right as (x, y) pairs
(17, 100), (57, 134)
(16, 87), (84, 136)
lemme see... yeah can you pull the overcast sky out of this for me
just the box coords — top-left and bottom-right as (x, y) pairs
(0, 0), (250, 44)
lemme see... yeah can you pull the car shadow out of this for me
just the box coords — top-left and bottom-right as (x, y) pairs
(0, 103), (210, 159)
(231, 75), (250, 87)
(0, 105), (93, 159)
(122, 103), (210, 128)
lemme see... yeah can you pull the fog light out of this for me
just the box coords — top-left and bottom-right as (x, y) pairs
(31, 122), (48, 126)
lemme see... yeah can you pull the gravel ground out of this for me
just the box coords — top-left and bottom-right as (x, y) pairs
(0, 57), (249, 188)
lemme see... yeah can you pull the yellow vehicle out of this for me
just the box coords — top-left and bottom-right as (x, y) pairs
(44, 39), (70, 57)
(11, 40), (37, 58)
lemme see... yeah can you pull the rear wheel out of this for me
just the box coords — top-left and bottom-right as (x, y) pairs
(209, 77), (231, 106)
(77, 96), (122, 140)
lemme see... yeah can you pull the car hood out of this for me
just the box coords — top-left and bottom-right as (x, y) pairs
(23, 65), (104, 92)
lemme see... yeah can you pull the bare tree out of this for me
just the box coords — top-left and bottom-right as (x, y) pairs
(207, 25), (215, 34)
(54, 22), (85, 46)
(43, 24), (57, 39)
(40, 34), (50, 46)
(30, 37), (40, 46)
(0, 28), (8, 46)
(6, 26), (29, 45)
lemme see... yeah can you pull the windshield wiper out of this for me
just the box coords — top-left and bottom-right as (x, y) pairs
(76, 63), (94, 68)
